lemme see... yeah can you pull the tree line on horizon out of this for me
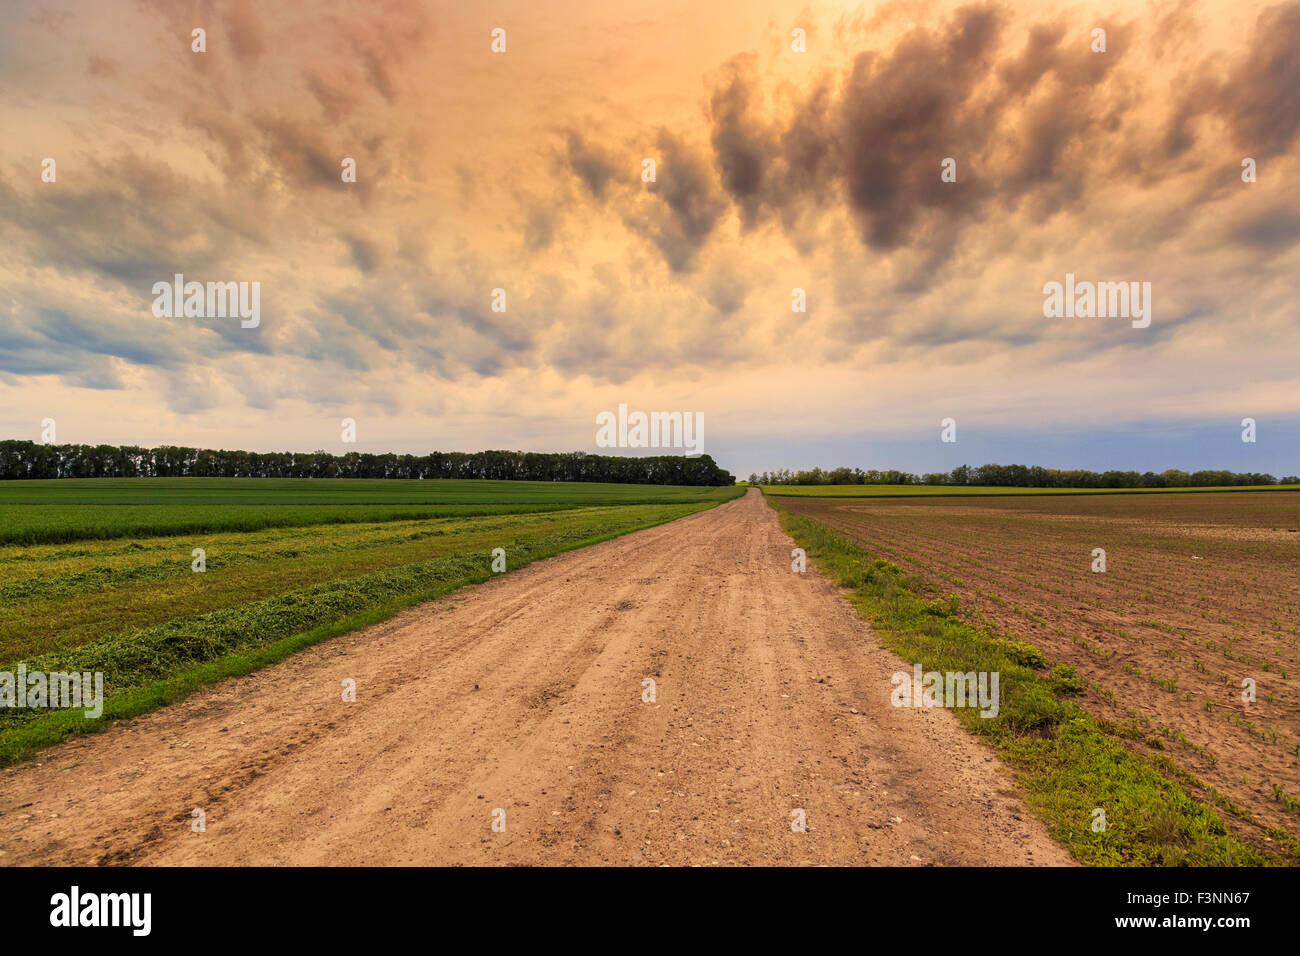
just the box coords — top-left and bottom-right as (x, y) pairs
(750, 464), (1299, 488)
(0, 440), (735, 486)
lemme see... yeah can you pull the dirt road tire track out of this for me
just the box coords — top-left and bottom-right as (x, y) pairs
(0, 489), (1070, 866)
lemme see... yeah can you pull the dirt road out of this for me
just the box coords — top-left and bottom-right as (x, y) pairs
(0, 489), (1070, 865)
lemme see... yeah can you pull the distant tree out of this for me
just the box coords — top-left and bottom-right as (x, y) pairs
(0, 440), (735, 486)
(727, 459), (1288, 491)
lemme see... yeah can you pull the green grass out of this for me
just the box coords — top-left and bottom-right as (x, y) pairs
(0, 478), (740, 544)
(771, 499), (1270, 866)
(0, 478), (743, 763)
(761, 483), (1300, 498)
(0, 506), (721, 662)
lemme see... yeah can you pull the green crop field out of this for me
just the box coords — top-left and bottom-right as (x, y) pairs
(0, 477), (739, 545)
(0, 478), (742, 763)
(760, 483), (1300, 498)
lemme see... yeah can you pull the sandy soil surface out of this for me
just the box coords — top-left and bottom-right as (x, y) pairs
(0, 489), (1069, 866)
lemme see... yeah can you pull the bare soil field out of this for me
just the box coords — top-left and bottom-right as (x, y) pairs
(0, 489), (1068, 866)
(781, 492), (1300, 851)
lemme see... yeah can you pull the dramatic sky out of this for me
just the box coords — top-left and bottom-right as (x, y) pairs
(2, 0), (1297, 478)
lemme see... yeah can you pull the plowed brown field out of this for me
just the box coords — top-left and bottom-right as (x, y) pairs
(781, 492), (1300, 850)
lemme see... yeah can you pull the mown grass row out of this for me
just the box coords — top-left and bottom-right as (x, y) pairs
(0, 506), (722, 662)
(0, 509), (637, 605)
(0, 501), (721, 765)
(0, 503), (584, 547)
(771, 500), (1270, 866)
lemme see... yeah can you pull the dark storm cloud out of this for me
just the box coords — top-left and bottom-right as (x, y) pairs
(0, 152), (237, 286)
(253, 115), (351, 190)
(1229, 207), (1300, 251)
(836, 3), (1005, 250)
(225, 0), (265, 62)
(624, 130), (729, 273)
(304, 68), (363, 117)
(563, 129), (621, 200)
(62, 365), (127, 390)
(561, 2), (1141, 278)
(693, 2), (1139, 272)
(359, 45), (399, 103)
(1197, 1), (1300, 156)
(708, 54), (775, 229)
(345, 234), (382, 273)
(455, 303), (535, 355)
(1152, 1), (1300, 203)
(86, 52), (118, 77)
(308, 293), (408, 367)
(0, 305), (180, 379)
(37, 308), (175, 367)
(523, 202), (561, 252)
(703, 267), (750, 316)
(562, 126), (729, 272)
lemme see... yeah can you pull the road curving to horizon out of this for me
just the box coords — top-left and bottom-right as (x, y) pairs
(0, 488), (1070, 866)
